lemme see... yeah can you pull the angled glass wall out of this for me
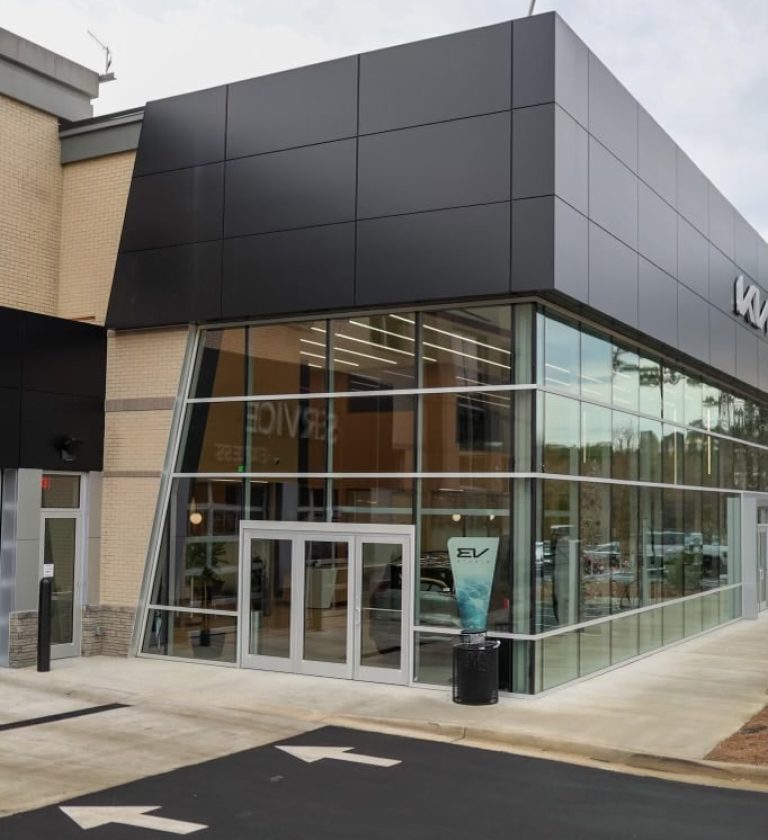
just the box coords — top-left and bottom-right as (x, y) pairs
(138, 301), (752, 693)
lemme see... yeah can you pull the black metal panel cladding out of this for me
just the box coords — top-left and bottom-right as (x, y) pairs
(0, 307), (106, 471)
(107, 11), (768, 396)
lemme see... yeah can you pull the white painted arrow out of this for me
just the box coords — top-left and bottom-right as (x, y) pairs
(60, 806), (207, 834)
(276, 745), (401, 767)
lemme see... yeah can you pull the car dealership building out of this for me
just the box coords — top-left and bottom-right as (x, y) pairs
(1, 11), (767, 694)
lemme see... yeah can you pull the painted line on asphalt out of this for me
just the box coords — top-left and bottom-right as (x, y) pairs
(0, 703), (129, 733)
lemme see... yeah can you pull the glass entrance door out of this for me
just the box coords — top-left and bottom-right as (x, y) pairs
(757, 524), (768, 611)
(41, 513), (82, 659)
(240, 524), (412, 684)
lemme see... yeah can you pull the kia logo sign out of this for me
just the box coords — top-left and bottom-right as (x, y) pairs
(734, 274), (768, 332)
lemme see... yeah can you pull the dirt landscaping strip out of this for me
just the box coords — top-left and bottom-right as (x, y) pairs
(707, 704), (768, 765)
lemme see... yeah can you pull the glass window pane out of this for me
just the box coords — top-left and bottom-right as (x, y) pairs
(542, 393), (579, 475)
(247, 479), (327, 521)
(703, 435), (720, 488)
(142, 609), (236, 662)
(247, 321), (328, 395)
(638, 608), (662, 653)
(580, 332), (612, 403)
(331, 314), (415, 391)
(418, 478), (510, 632)
(611, 484), (639, 612)
(639, 486), (663, 605)
(612, 411), (638, 481)
(46, 517), (77, 645)
(362, 541), (404, 671)
(684, 377), (703, 427)
(303, 540), (349, 664)
(701, 492), (721, 589)
(612, 346), (639, 411)
(684, 430), (704, 487)
(542, 316), (579, 394)
(248, 538), (292, 658)
(150, 479), (242, 610)
(537, 479), (579, 630)
(662, 425), (683, 485)
(192, 328), (246, 398)
(661, 488), (684, 600)
(611, 613), (639, 663)
(580, 481), (611, 620)
(41, 474), (80, 508)
(580, 403), (611, 478)
(639, 356), (662, 417)
(684, 596), (703, 637)
(702, 383), (721, 432)
(332, 395), (414, 472)
(541, 631), (578, 690)
(422, 306), (511, 388)
(331, 478), (413, 524)
(579, 622), (610, 676)
(422, 391), (511, 472)
(683, 491), (703, 595)
(638, 418), (662, 483)
(663, 367), (685, 423)
(414, 632), (454, 686)
(662, 602), (684, 644)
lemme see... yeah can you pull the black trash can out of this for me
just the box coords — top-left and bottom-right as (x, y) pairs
(452, 636), (500, 705)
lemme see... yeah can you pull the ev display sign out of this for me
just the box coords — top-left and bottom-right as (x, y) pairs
(447, 537), (499, 632)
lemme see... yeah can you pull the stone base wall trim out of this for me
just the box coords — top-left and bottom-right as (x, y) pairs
(81, 604), (136, 657)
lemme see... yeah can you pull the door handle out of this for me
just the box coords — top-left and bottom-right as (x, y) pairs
(354, 606), (361, 627)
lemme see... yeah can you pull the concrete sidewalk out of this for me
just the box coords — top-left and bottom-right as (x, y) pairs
(1, 614), (767, 813)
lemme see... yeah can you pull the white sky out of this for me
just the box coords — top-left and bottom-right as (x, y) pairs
(3, 0), (766, 241)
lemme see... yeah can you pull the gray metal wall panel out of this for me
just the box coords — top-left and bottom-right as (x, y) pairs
(708, 183), (735, 261)
(554, 197), (588, 300)
(588, 53), (637, 171)
(677, 216), (709, 299)
(734, 213), (760, 281)
(512, 13), (554, 109)
(588, 138), (637, 250)
(709, 244), (739, 317)
(759, 240), (768, 286)
(553, 15), (588, 127)
(736, 326), (759, 388)
(637, 108), (676, 208)
(638, 183), (677, 278)
(709, 307), (737, 376)
(588, 223), (638, 327)
(512, 104), (554, 199)
(555, 105), (588, 215)
(359, 23), (511, 134)
(638, 257), (677, 347)
(357, 113), (510, 219)
(677, 285), (710, 363)
(511, 196), (554, 292)
(677, 150), (708, 237)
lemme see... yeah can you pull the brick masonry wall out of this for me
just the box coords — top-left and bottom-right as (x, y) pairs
(100, 329), (189, 610)
(9, 611), (38, 668)
(0, 95), (62, 314)
(58, 152), (135, 324)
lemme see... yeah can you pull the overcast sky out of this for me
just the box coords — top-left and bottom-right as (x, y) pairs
(3, 0), (766, 240)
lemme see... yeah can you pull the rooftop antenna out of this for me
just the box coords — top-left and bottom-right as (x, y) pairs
(87, 29), (116, 83)
(528, 0), (537, 13)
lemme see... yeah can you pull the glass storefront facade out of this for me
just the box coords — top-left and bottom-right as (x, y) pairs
(138, 301), (751, 693)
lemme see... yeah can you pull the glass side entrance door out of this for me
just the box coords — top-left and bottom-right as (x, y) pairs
(757, 524), (768, 611)
(41, 512), (82, 659)
(239, 524), (412, 684)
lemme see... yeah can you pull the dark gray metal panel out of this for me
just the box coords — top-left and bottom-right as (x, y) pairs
(106, 242), (222, 329)
(19, 392), (104, 472)
(221, 223), (355, 318)
(759, 340), (768, 392)
(554, 15), (588, 127)
(554, 197), (588, 300)
(555, 105), (588, 215)
(0, 308), (22, 389)
(708, 184), (735, 261)
(22, 315), (106, 399)
(356, 204), (510, 305)
(359, 22), (511, 135)
(511, 197), (553, 292)
(676, 150), (708, 236)
(638, 183), (676, 278)
(0, 387), (20, 468)
(589, 138), (637, 249)
(224, 139), (357, 237)
(512, 105), (553, 199)
(227, 57), (358, 158)
(709, 306), (736, 377)
(357, 112), (510, 219)
(709, 244), (738, 317)
(588, 53), (637, 171)
(637, 108), (676, 207)
(677, 285), (710, 363)
(638, 257), (677, 347)
(133, 87), (226, 176)
(588, 223), (638, 327)
(120, 163), (224, 251)
(734, 212), (759, 280)
(760, 240), (768, 286)
(677, 216), (709, 299)
(512, 13), (554, 109)
(736, 325), (759, 388)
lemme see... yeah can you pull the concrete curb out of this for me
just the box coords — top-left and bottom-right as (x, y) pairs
(318, 712), (768, 790)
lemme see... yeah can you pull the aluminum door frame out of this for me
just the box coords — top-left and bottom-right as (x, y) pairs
(758, 525), (768, 611)
(238, 521), (415, 683)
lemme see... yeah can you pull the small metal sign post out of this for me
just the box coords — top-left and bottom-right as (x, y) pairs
(37, 566), (54, 673)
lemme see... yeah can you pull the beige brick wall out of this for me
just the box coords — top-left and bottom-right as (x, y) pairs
(58, 151), (135, 324)
(0, 95), (62, 314)
(100, 328), (190, 607)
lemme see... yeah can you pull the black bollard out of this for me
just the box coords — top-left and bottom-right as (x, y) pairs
(37, 577), (52, 672)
